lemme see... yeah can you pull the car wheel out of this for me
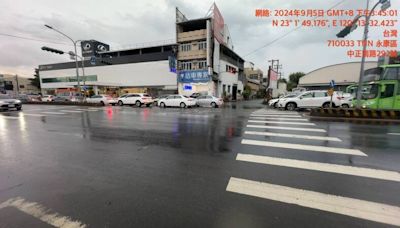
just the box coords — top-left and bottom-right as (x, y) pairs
(160, 102), (166, 108)
(285, 102), (297, 111)
(211, 102), (217, 108)
(100, 101), (105, 106)
(322, 102), (331, 108)
(273, 102), (278, 108)
(118, 101), (123, 106)
(180, 102), (186, 108)
(342, 104), (350, 108)
(136, 101), (142, 107)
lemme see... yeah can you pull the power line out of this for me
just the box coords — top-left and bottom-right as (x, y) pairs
(0, 33), (75, 47)
(244, 0), (347, 57)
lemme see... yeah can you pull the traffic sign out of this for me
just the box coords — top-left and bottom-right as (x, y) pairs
(90, 56), (96, 66)
(329, 80), (336, 88)
(327, 88), (334, 96)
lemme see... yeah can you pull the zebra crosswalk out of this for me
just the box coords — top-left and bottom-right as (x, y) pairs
(226, 108), (400, 227)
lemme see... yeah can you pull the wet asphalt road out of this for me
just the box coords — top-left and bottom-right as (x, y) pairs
(0, 100), (399, 228)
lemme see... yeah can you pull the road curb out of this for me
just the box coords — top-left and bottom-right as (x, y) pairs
(309, 108), (400, 122)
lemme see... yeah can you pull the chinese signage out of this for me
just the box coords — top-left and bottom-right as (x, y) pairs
(268, 68), (278, 89)
(178, 70), (210, 83)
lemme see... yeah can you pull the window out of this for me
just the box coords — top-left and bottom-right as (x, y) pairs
(383, 68), (400, 80)
(222, 84), (226, 92)
(198, 61), (207, 70)
(228, 85), (231, 93)
(226, 65), (237, 73)
(19, 85), (25, 89)
(198, 41), (207, 50)
(381, 84), (395, 98)
(180, 43), (191, 52)
(301, 93), (313, 98)
(180, 62), (192, 70)
(314, 92), (327, 97)
(249, 74), (259, 80)
(41, 75), (97, 83)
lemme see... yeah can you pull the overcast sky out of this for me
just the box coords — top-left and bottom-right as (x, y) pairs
(0, 0), (399, 78)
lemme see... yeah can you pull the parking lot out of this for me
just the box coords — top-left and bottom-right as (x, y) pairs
(1, 101), (400, 227)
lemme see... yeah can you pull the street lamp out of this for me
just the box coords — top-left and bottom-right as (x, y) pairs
(336, 0), (391, 108)
(44, 24), (82, 93)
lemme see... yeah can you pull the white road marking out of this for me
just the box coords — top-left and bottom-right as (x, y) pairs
(0, 197), (87, 228)
(244, 131), (341, 142)
(247, 125), (326, 133)
(241, 139), (367, 156)
(226, 177), (400, 227)
(60, 110), (84, 113)
(251, 114), (302, 118)
(250, 117), (309, 122)
(388, 133), (400, 136)
(0, 116), (19, 119)
(74, 109), (99, 112)
(248, 120), (316, 126)
(41, 112), (66, 115)
(236, 154), (400, 182)
(20, 113), (46, 117)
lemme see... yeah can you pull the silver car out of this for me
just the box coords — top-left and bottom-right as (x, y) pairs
(0, 94), (22, 111)
(196, 95), (224, 108)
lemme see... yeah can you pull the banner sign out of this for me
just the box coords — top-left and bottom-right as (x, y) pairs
(268, 68), (278, 89)
(213, 4), (225, 44)
(178, 70), (210, 83)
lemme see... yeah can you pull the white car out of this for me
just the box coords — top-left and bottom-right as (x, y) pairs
(268, 94), (299, 108)
(117, 93), (154, 107)
(337, 92), (354, 108)
(196, 95), (224, 108)
(86, 95), (117, 106)
(158, 95), (196, 108)
(278, 90), (341, 111)
(41, 95), (55, 102)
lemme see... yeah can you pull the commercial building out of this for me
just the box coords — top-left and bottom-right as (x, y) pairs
(244, 62), (264, 97)
(0, 74), (40, 95)
(38, 4), (245, 99)
(39, 42), (178, 96)
(176, 5), (245, 100)
(298, 61), (378, 91)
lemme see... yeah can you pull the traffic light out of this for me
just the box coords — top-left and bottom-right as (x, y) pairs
(41, 46), (64, 55)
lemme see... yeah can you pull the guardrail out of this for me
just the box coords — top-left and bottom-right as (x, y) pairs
(310, 108), (400, 119)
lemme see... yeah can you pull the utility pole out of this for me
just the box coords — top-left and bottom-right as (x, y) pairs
(15, 74), (19, 97)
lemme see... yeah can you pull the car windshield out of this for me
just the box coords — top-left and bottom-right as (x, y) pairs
(183, 96), (189, 98)
(361, 84), (379, 99)
(143, 94), (151, 97)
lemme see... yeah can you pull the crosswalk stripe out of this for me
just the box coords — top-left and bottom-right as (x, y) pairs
(244, 131), (341, 142)
(388, 133), (400, 136)
(248, 120), (315, 126)
(250, 117), (309, 122)
(252, 112), (299, 115)
(60, 110), (84, 113)
(236, 154), (400, 182)
(241, 139), (367, 156)
(41, 112), (66, 115)
(251, 114), (302, 118)
(247, 125), (326, 133)
(226, 177), (400, 227)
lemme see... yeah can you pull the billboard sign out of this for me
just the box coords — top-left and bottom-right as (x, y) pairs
(268, 68), (278, 89)
(178, 70), (210, 83)
(80, 40), (110, 58)
(213, 4), (225, 44)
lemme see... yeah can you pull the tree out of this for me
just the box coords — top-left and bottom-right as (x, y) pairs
(287, 72), (305, 91)
(30, 68), (41, 89)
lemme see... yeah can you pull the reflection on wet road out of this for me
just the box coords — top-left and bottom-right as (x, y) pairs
(0, 101), (399, 228)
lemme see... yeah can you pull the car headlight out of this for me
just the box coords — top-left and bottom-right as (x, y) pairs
(15, 100), (22, 103)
